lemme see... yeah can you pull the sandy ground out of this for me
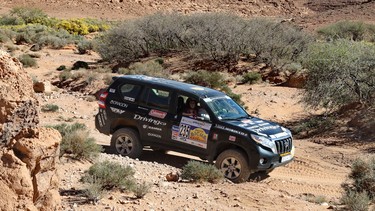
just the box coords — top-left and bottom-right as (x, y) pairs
(29, 49), (367, 210)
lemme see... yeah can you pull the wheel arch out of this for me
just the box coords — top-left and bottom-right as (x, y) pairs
(110, 118), (139, 135)
(212, 142), (258, 169)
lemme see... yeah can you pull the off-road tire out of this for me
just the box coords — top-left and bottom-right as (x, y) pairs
(215, 149), (251, 183)
(111, 128), (142, 158)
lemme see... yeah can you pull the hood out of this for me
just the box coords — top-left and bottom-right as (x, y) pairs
(225, 117), (289, 139)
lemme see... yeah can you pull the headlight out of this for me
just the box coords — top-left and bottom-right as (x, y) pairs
(251, 134), (277, 154)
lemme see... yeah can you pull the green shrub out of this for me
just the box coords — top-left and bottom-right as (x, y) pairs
(184, 70), (244, 105)
(133, 182), (151, 199)
(241, 72), (262, 84)
(341, 191), (370, 211)
(317, 21), (375, 42)
(81, 161), (136, 190)
(302, 40), (375, 110)
(184, 70), (227, 89)
(77, 39), (93, 54)
(292, 115), (336, 135)
(118, 60), (167, 78)
(41, 104), (59, 112)
(348, 158), (375, 199)
(96, 13), (311, 70)
(304, 194), (327, 204)
(37, 35), (69, 49)
(59, 70), (72, 81)
(56, 18), (109, 35)
(50, 123), (102, 160)
(0, 29), (13, 43)
(84, 176), (106, 203)
(56, 65), (66, 71)
(9, 7), (48, 25)
(181, 160), (223, 183)
(19, 54), (37, 68)
(102, 73), (114, 85)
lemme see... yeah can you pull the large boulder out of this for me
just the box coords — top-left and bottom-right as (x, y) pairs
(0, 50), (61, 210)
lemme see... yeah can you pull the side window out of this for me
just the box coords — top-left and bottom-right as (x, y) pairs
(143, 88), (171, 111)
(120, 83), (141, 102)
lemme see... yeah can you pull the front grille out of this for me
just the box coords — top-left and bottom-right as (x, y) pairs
(275, 137), (293, 154)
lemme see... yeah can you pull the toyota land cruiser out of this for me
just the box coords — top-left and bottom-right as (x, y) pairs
(95, 75), (294, 182)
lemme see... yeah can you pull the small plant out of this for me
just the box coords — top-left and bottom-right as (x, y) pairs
(86, 95), (96, 102)
(77, 39), (93, 54)
(133, 181), (151, 199)
(184, 70), (226, 89)
(19, 54), (37, 68)
(27, 53), (41, 58)
(304, 194), (327, 204)
(292, 115), (335, 136)
(50, 123), (102, 160)
(41, 104), (59, 112)
(102, 73), (114, 85)
(241, 72), (262, 84)
(181, 160), (223, 183)
(59, 70), (72, 81)
(341, 191), (370, 211)
(81, 161), (136, 190)
(56, 65), (66, 71)
(84, 176), (106, 203)
(341, 158), (375, 210)
(184, 70), (244, 105)
(118, 60), (167, 78)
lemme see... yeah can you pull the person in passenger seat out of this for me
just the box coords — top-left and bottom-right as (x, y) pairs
(183, 98), (198, 118)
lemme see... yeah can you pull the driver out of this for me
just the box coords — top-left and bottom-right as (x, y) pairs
(183, 98), (198, 118)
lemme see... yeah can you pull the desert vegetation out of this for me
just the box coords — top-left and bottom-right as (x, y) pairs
(341, 158), (375, 211)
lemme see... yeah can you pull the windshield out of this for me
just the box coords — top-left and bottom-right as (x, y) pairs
(204, 96), (248, 120)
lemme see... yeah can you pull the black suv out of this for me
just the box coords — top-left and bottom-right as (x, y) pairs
(95, 75), (294, 182)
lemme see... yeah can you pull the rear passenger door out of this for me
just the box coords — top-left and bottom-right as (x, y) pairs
(138, 87), (173, 144)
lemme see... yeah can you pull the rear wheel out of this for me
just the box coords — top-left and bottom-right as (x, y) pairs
(215, 149), (251, 183)
(111, 128), (142, 158)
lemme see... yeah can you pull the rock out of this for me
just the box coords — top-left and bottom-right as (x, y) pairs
(282, 70), (307, 88)
(0, 50), (61, 210)
(33, 81), (52, 94)
(72, 60), (89, 70)
(166, 172), (179, 182)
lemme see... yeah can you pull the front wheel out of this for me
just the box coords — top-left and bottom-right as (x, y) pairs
(110, 128), (142, 158)
(215, 149), (251, 183)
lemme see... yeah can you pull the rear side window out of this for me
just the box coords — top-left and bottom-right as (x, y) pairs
(120, 83), (141, 102)
(142, 88), (171, 111)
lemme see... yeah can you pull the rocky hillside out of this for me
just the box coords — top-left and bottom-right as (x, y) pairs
(0, 50), (61, 210)
(1, 0), (375, 30)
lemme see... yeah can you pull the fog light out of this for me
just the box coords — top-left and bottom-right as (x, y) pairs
(259, 158), (267, 164)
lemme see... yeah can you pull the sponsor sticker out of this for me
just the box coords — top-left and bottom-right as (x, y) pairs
(148, 133), (161, 139)
(149, 109), (167, 119)
(124, 96), (135, 102)
(110, 107), (125, 114)
(109, 88), (116, 93)
(213, 133), (218, 140)
(148, 126), (162, 131)
(134, 114), (167, 126)
(172, 117), (212, 149)
(110, 100), (128, 108)
(215, 125), (247, 136)
(269, 132), (289, 139)
(229, 135), (236, 141)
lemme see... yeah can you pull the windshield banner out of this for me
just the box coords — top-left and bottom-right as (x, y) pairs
(172, 117), (212, 149)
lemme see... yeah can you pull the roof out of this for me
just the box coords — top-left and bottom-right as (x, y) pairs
(117, 75), (225, 98)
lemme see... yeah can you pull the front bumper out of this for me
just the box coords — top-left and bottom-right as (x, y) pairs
(255, 145), (295, 172)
